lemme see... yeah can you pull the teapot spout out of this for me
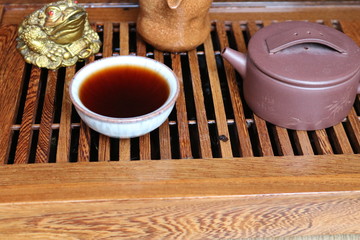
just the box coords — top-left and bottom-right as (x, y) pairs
(221, 47), (247, 78)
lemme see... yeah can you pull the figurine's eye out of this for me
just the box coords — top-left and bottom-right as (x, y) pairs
(45, 6), (60, 19)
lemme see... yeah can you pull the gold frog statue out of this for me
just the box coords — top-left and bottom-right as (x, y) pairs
(17, 0), (101, 69)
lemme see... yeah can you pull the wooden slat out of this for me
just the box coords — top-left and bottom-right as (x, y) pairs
(35, 70), (57, 163)
(119, 21), (131, 161)
(313, 129), (334, 155)
(98, 22), (113, 161)
(274, 126), (295, 156)
(188, 50), (212, 159)
(331, 123), (354, 154)
(14, 67), (41, 164)
(203, 36), (233, 158)
(246, 21), (274, 157)
(155, 50), (172, 160)
(346, 108), (360, 153)
(0, 25), (26, 164)
(253, 114), (274, 156)
(75, 34), (98, 162)
(78, 120), (91, 162)
(172, 53), (193, 159)
(217, 21), (253, 157)
(294, 130), (315, 155)
(102, 22), (113, 58)
(56, 66), (75, 162)
(136, 34), (152, 160)
(119, 22), (129, 56)
(77, 56), (94, 162)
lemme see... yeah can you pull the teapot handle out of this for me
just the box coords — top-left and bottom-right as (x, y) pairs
(266, 26), (348, 54)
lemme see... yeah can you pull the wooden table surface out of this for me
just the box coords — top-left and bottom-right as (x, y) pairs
(0, 1), (359, 239)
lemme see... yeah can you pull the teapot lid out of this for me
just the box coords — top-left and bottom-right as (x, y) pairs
(249, 21), (360, 87)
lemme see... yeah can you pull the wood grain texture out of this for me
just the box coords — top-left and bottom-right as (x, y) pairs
(1, 154), (360, 203)
(155, 50), (173, 160)
(35, 70), (57, 163)
(294, 131), (315, 155)
(0, 25), (25, 164)
(76, 54), (95, 162)
(14, 67), (41, 164)
(56, 66), (75, 163)
(188, 50), (213, 159)
(0, 192), (360, 239)
(172, 53), (193, 159)
(217, 21), (254, 157)
(331, 123), (354, 154)
(273, 126), (295, 156)
(204, 36), (233, 158)
(78, 120), (91, 162)
(313, 129), (334, 155)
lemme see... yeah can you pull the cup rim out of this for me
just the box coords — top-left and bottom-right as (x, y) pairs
(69, 55), (180, 123)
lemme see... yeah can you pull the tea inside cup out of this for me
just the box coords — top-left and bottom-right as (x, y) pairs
(69, 56), (179, 138)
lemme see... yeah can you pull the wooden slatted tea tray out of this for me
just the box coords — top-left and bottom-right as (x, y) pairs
(0, 2), (360, 239)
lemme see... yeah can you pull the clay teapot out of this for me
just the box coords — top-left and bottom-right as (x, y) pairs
(136, 0), (212, 52)
(222, 21), (360, 130)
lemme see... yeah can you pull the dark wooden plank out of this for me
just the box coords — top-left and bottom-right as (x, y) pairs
(78, 120), (91, 162)
(155, 50), (172, 160)
(14, 67), (41, 164)
(203, 36), (233, 158)
(295, 131), (315, 155)
(56, 66), (75, 162)
(0, 25), (26, 164)
(331, 123), (354, 154)
(172, 53), (193, 159)
(35, 70), (57, 163)
(313, 129), (334, 155)
(217, 21), (253, 157)
(274, 126), (295, 156)
(188, 50), (212, 159)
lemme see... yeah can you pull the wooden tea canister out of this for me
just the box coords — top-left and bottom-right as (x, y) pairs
(136, 0), (212, 52)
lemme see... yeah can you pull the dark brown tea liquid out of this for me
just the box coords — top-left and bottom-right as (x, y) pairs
(79, 65), (170, 118)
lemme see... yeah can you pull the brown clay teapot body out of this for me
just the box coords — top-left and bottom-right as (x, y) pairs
(137, 0), (212, 52)
(222, 21), (360, 130)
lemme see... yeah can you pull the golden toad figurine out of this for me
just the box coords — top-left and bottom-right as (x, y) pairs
(17, 0), (101, 69)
